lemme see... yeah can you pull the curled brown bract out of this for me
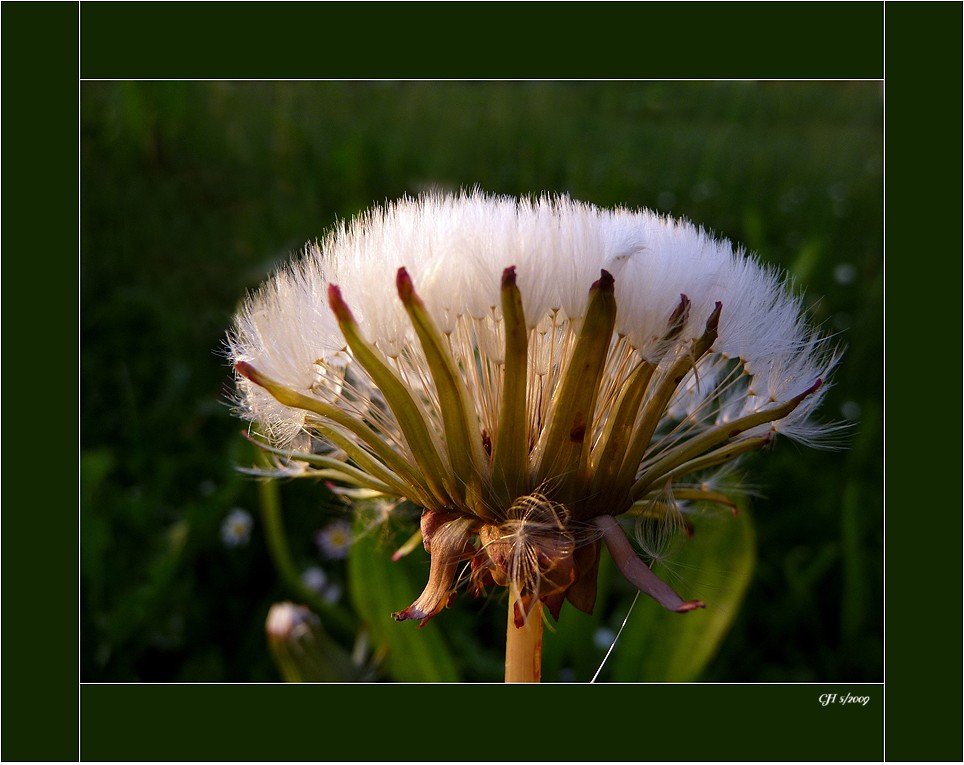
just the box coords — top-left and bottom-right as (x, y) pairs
(391, 511), (476, 626)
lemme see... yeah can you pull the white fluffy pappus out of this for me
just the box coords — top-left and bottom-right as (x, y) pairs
(229, 191), (836, 450)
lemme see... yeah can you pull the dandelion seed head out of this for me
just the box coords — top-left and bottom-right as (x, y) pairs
(227, 190), (842, 624)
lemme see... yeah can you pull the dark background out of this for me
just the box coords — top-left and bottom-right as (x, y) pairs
(80, 80), (883, 683)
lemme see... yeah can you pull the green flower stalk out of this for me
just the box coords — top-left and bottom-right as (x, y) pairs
(227, 192), (840, 682)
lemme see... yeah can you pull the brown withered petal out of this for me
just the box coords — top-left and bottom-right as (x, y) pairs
(392, 511), (477, 626)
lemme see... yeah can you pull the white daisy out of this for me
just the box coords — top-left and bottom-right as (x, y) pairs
(220, 508), (253, 548)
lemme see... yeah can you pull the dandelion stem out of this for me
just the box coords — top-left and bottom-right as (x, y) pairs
(327, 286), (457, 510)
(631, 435), (770, 502)
(535, 270), (617, 501)
(588, 359), (656, 501)
(589, 295), (687, 509)
(492, 266), (530, 504)
(236, 361), (435, 506)
(242, 431), (396, 494)
(614, 302), (721, 499)
(647, 487), (738, 513)
(631, 379), (820, 497)
(396, 268), (491, 516)
(505, 596), (543, 683)
(306, 420), (435, 508)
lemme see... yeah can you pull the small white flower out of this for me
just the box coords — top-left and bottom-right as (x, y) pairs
(221, 508), (253, 548)
(227, 191), (840, 626)
(315, 520), (353, 560)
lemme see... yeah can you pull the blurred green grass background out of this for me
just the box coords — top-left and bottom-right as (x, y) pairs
(81, 81), (882, 682)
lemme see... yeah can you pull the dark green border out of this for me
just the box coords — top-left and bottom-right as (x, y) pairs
(81, 683), (883, 761)
(80, 1), (883, 79)
(2, 2), (80, 762)
(8, 0), (958, 761)
(883, 2), (963, 762)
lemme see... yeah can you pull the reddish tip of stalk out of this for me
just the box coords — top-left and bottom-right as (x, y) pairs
(790, 378), (823, 406)
(234, 360), (260, 384)
(591, 269), (615, 292)
(239, 429), (261, 445)
(706, 301), (723, 331)
(667, 293), (691, 332)
(501, 265), (517, 288)
(676, 600), (706, 612)
(396, 267), (415, 303)
(327, 284), (353, 322)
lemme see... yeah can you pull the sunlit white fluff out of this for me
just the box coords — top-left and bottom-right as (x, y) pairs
(229, 190), (836, 454)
